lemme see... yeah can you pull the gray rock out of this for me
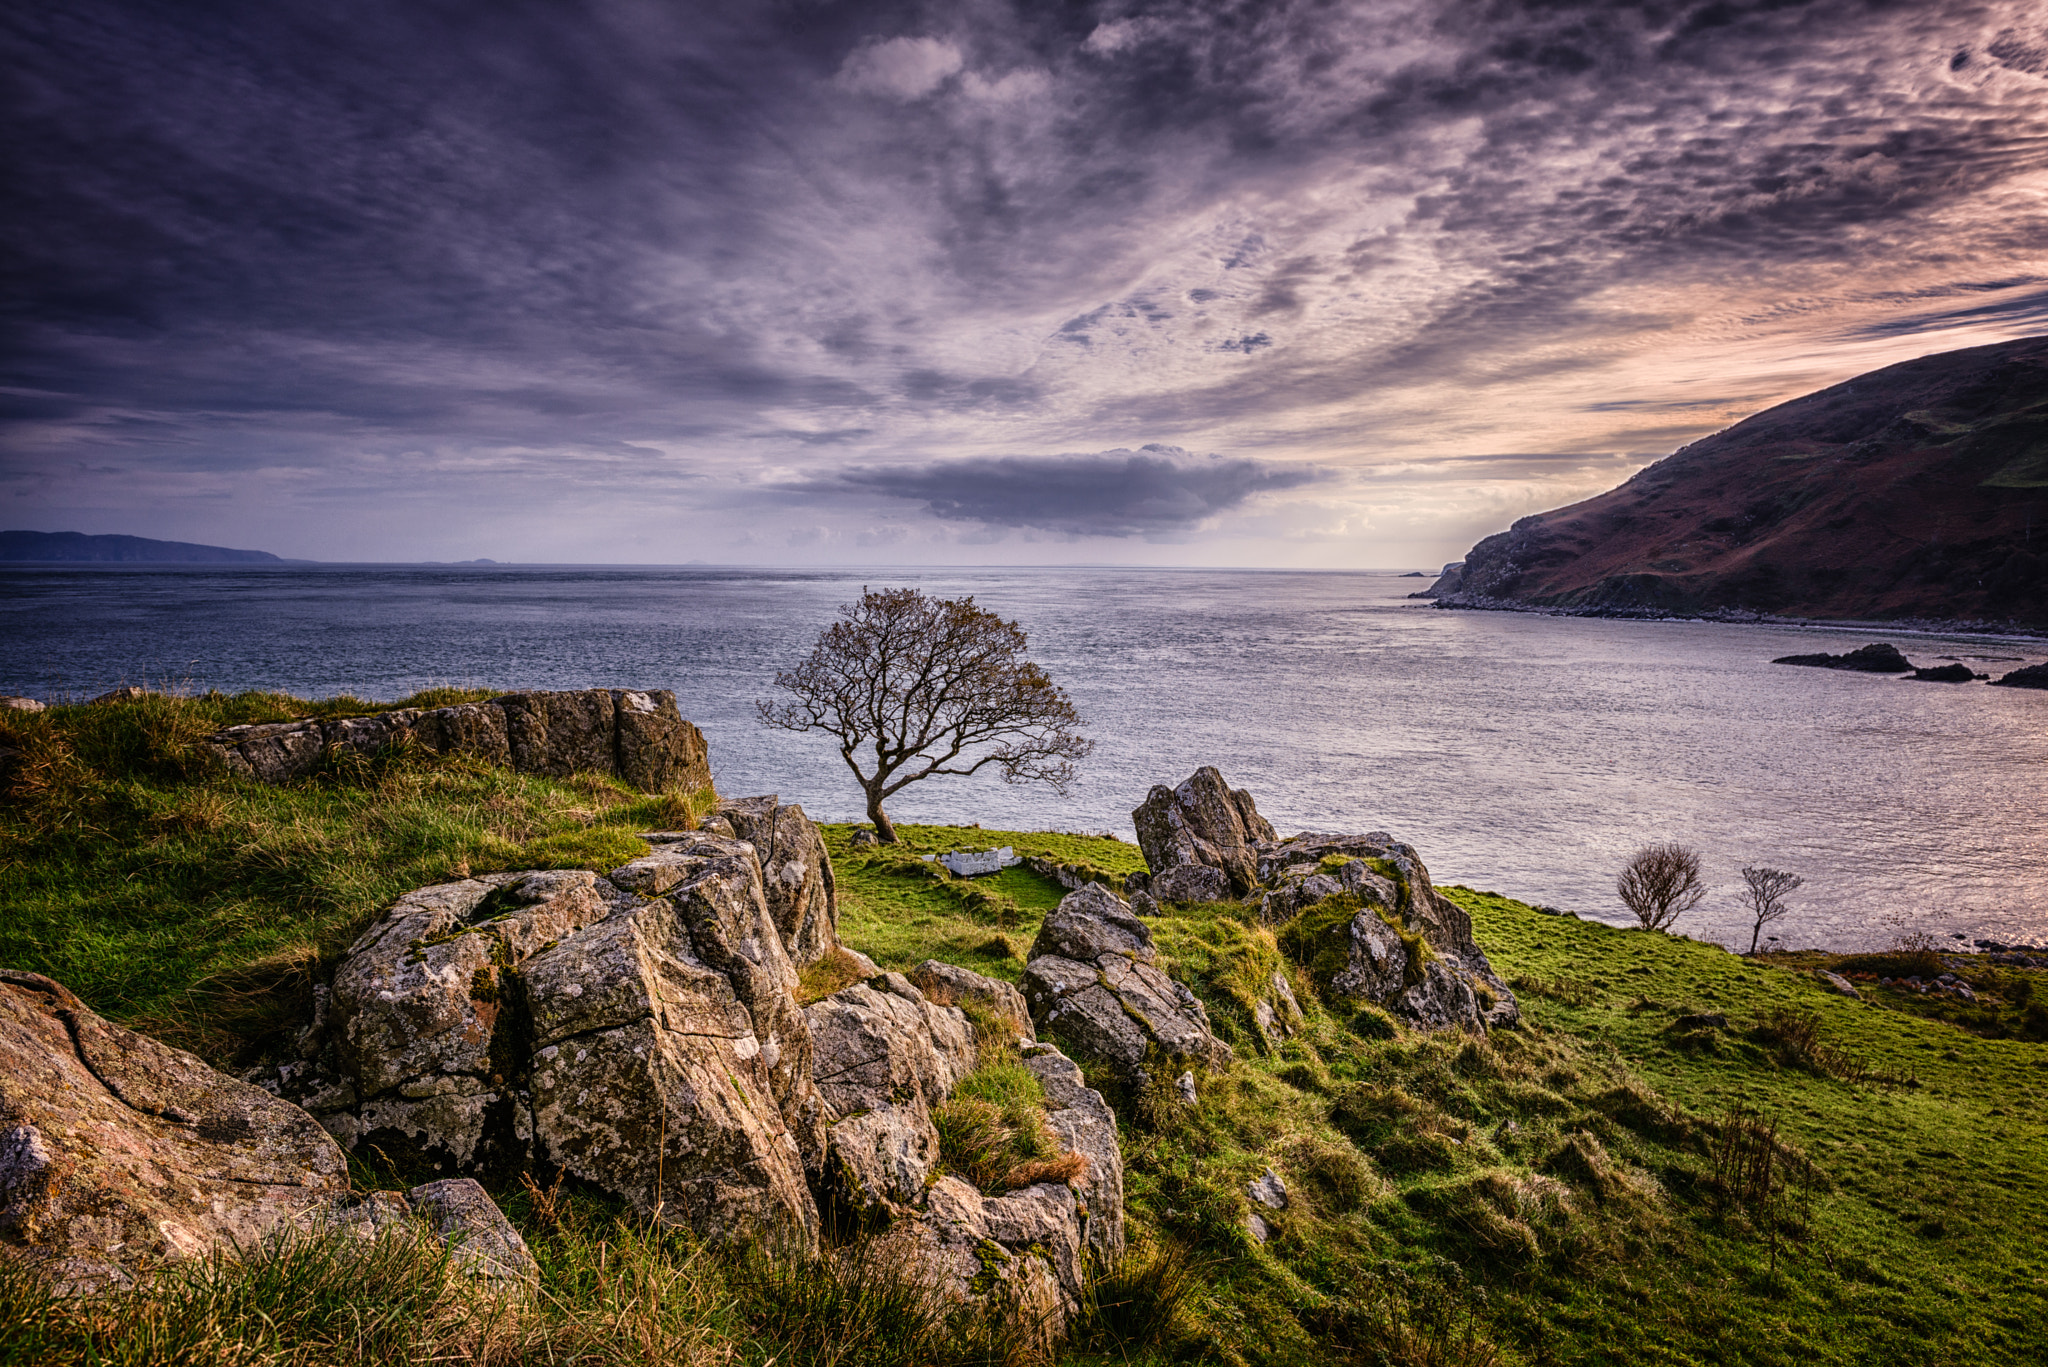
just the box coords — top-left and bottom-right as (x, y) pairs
(1176, 1071), (1198, 1105)
(878, 1175), (1082, 1350)
(407, 1178), (540, 1287)
(0, 696), (44, 712)
(804, 977), (977, 1119)
(0, 970), (349, 1291)
(1248, 1168), (1288, 1210)
(274, 832), (828, 1249)
(1029, 883), (1157, 965)
(1131, 767), (1276, 896)
(1021, 888), (1232, 1081)
(717, 797), (839, 969)
(1815, 969), (1860, 998)
(201, 688), (710, 792)
(1262, 834), (1518, 1032)
(1022, 1044), (1125, 1263)
(1252, 971), (1305, 1050)
(1150, 864), (1232, 905)
(821, 1098), (941, 1217)
(910, 960), (1033, 1042)
(1246, 1212), (1272, 1243)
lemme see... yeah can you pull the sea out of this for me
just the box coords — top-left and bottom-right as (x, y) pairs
(5, 564), (2045, 952)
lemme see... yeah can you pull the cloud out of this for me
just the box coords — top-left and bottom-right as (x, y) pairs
(6, 0), (2048, 562)
(819, 445), (1324, 537)
(835, 36), (964, 100)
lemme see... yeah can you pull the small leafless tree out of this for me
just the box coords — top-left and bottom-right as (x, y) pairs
(1617, 842), (1706, 931)
(1740, 866), (1804, 954)
(758, 587), (1092, 843)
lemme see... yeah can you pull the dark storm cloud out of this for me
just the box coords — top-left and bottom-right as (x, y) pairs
(814, 446), (1323, 535)
(3, 0), (2046, 559)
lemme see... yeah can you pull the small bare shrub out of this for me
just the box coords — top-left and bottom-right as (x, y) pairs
(1616, 843), (1706, 931)
(1739, 866), (1804, 954)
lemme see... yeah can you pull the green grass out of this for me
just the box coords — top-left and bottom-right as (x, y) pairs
(4, 698), (2047, 1364)
(0, 690), (701, 1058)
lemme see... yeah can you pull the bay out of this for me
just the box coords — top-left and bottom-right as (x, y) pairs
(4, 563), (2045, 950)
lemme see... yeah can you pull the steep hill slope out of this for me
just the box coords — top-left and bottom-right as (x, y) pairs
(1445, 336), (2048, 625)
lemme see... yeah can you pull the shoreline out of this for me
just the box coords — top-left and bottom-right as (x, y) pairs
(1428, 594), (2048, 646)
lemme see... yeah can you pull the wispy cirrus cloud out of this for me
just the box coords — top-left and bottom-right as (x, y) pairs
(4, 1), (2046, 563)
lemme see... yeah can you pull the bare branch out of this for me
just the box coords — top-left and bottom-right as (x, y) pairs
(1617, 842), (1706, 932)
(756, 587), (1092, 841)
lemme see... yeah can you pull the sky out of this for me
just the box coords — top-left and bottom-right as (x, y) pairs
(5, 0), (2047, 568)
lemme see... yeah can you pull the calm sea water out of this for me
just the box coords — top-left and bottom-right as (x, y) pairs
(5, 564), (2046, 951)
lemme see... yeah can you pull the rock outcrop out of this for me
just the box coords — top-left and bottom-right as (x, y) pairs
(805, 972), (977, 1219)
(256, 803), (1121, 1339)
(1909, 663), (1981, 682)
(911, 960), (1033, 1042)
(1133, 766), (1276, 897)
(204, 688), (711, 793)
(1128, 770), (1520, 1034)
(1021, 885), (1234, 1080)
(1990, 662), (2048, 689)
(0, 970), (351, 1291)
(1263, 833), (1520, 1031)
(1770, 643), (1913, 673)
(711, 797), (839, 969)
(264, 831), (828, 1247)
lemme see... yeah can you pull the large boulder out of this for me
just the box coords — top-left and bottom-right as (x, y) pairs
(714, 797), (839, 969)
(1022, 1044), (1124, 1264)
(0, 970), (350, 1292)
(265, 828), (830, 1247)
(876, 1176), (1083, 1354)
(204, 688), (711, 793)
(1132, 766), (1275, 897)
(1021, 885), (1234, 1080)
(804, 972), (977, 1219)
(1263, 833), (1519, 1031)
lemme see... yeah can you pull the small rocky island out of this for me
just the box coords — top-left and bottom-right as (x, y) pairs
(1769, 642), (2047, 685)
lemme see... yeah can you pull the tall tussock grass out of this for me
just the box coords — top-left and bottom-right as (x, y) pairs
(0, 1204), (1079, 1367)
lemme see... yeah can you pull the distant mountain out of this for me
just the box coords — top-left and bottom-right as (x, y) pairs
(1441, 336), (2048, 625)
(1, 530), (291, 564)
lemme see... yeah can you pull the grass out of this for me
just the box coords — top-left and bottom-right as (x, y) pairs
(0, 690), (703, 1058)
(4, 696), (2047, 1364)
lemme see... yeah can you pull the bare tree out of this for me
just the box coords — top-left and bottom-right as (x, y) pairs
(1617, 843), (1706, 931)
(758, 587), (1092, 843)
(1740, 866), (1804, 954)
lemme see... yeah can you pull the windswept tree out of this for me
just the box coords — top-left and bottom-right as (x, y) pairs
(1617, 842), (1706, 932)
(1739, 866), (1804, 954)
(758, 588), (1092, 842)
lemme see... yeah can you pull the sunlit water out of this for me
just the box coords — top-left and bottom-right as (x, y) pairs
(5, 564), (2046, 951)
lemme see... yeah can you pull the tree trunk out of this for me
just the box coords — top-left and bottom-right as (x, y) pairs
(1748, 921), (1762, 955)
(867, 792), (898, 843)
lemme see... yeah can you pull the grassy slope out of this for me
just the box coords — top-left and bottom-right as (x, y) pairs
(3, 697), (2045, 1365)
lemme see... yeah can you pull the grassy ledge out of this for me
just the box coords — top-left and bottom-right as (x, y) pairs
(3, 693), (2046, 1365)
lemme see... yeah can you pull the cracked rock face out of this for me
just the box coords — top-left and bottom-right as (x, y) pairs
(1260, 832), (1520, 1031)
(1132, 769), (1521, 1034)
(1132, 766), (1276, 898)
(203, 688), (710, 794)
(1021, 886), (1234, 1079)
(265, 827), (831, 1247)
(713, 797), (839, 970)
(0, 970), (350, 1292)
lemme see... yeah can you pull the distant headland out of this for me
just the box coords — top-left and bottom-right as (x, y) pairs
(0, 530), (298, 564)
(1425, 335), (2048, 628)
